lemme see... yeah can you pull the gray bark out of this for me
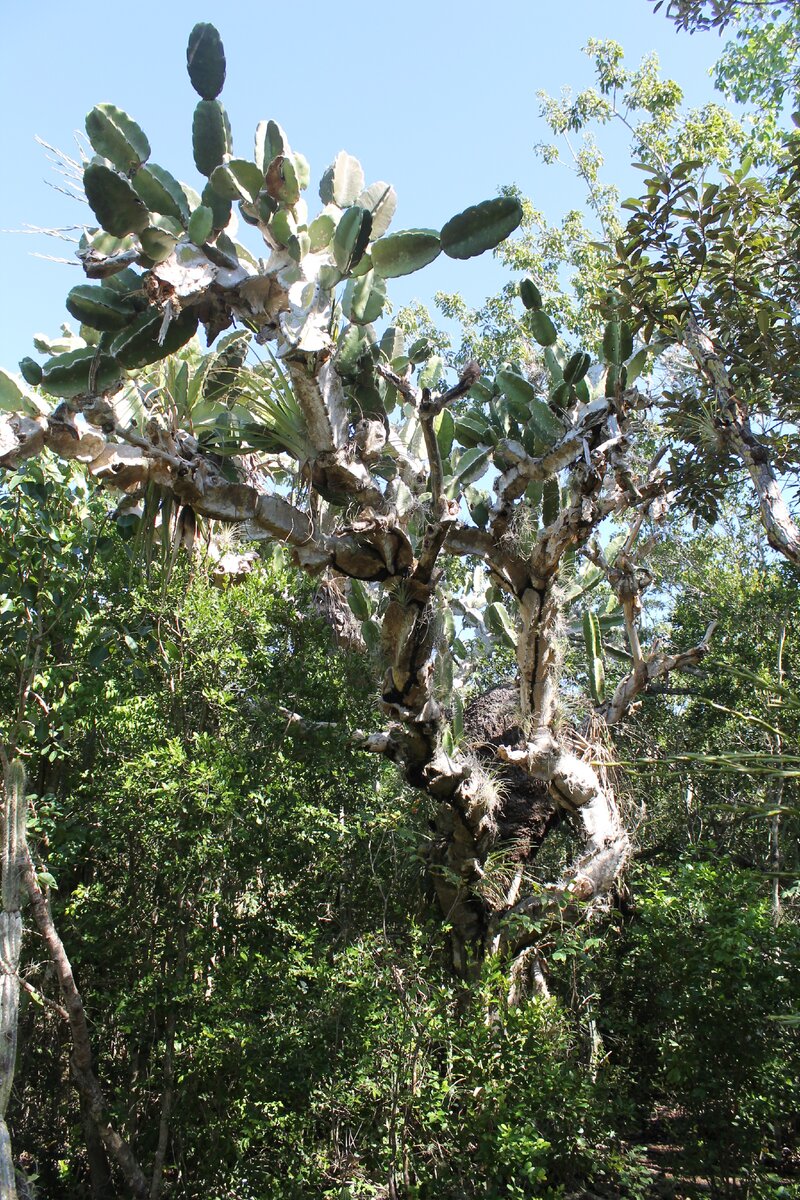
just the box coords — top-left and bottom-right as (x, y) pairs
(0, 761), (27, 1200)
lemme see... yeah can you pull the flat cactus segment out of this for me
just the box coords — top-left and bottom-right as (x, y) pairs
(40, 347), (124, 399)
(603, 318), (633, 365)
(192, 100), (232, 176)
(357, 182), (397, 239)
(520, 278), (543, 311)
(264, 156), (300, 206)
(495, 369), (536, 408)
(319, 151), (365, 208)
(342, 271), (387, 326)
(186, 23), (226, 100)
(308, 213), (335, 251)
(371, 229), (441, 278)
(66, 284), (137, 332)
(139, 225), (180, 264)
(110, 308), (199, 369)
(254, 120), (288, 173)
(84, 164), (150, 238)
(563, 351), (591, 384)
(200, 182), (232, 231)
(333, 207), (372, 274)
(527, 309), (558, 347)
(188, 206), (214, 246)
(132, 164), (190, 224)
(85, 103), (151, 173)
(210, 158), (264, 203)
(19, 357), (43, 386)
(440, 196), (523, 260)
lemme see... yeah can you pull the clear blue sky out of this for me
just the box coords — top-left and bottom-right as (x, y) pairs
(0, 0), (727, 371)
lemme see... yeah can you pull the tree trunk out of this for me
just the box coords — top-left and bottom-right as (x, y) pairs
(1, 761), (27, 1200)
(20, 856), (149, 1199)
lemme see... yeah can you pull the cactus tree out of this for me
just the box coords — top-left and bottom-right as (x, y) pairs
(0, 27), (714, 995)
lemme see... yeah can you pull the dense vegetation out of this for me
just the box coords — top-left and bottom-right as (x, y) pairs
(1, 2), (798, 1197)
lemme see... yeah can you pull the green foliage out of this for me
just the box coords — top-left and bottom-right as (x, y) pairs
(601, 855), (800, 1189)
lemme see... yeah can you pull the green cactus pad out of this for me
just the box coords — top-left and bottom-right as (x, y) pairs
(139, 226), (180, 264)
(200, 181), (232, 231)
(520, 278), (543, 310)
(333, 206), (372, 274)
(542, 477), (561, 525)
(308, 213), (335, 251)
(563, 351), (591, 385)
(186, 23), (226, 100)
(66, 284), (138, 332)
(192, 100), (232, 176)
(371, 229), (441, 279)
(263, 156), (300, 206)
(528, 397), (564, 445)
(527, 310), (558, 348)
(210, 158), (264, 203)
(254, 120), (288, 173)
(357, 182), (397, 239)
(319, 151), (365, 208)
(605, 363), (628, 397)
(603, 319), (633, 365)
(110, 308), (199, 369)
(496, 369), (536, 408)
(19, 357), (43, 386)
(293, 152), (310, 191)
(188, 206), (214, 246)
(440, 196), (523, 260)
(342, 271), (387, 326)
(84, 164), (150, 238)
(85, 103), (151, 174)
(40, 347), (124, 399)
(132, 164), (190, 224)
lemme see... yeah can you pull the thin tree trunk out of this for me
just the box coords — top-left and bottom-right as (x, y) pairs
(0, 761), (27, 1200)
(80, 1090), (113, 1200)
(149, 920), (186, 1200)
(20, 854), (149, 1199)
